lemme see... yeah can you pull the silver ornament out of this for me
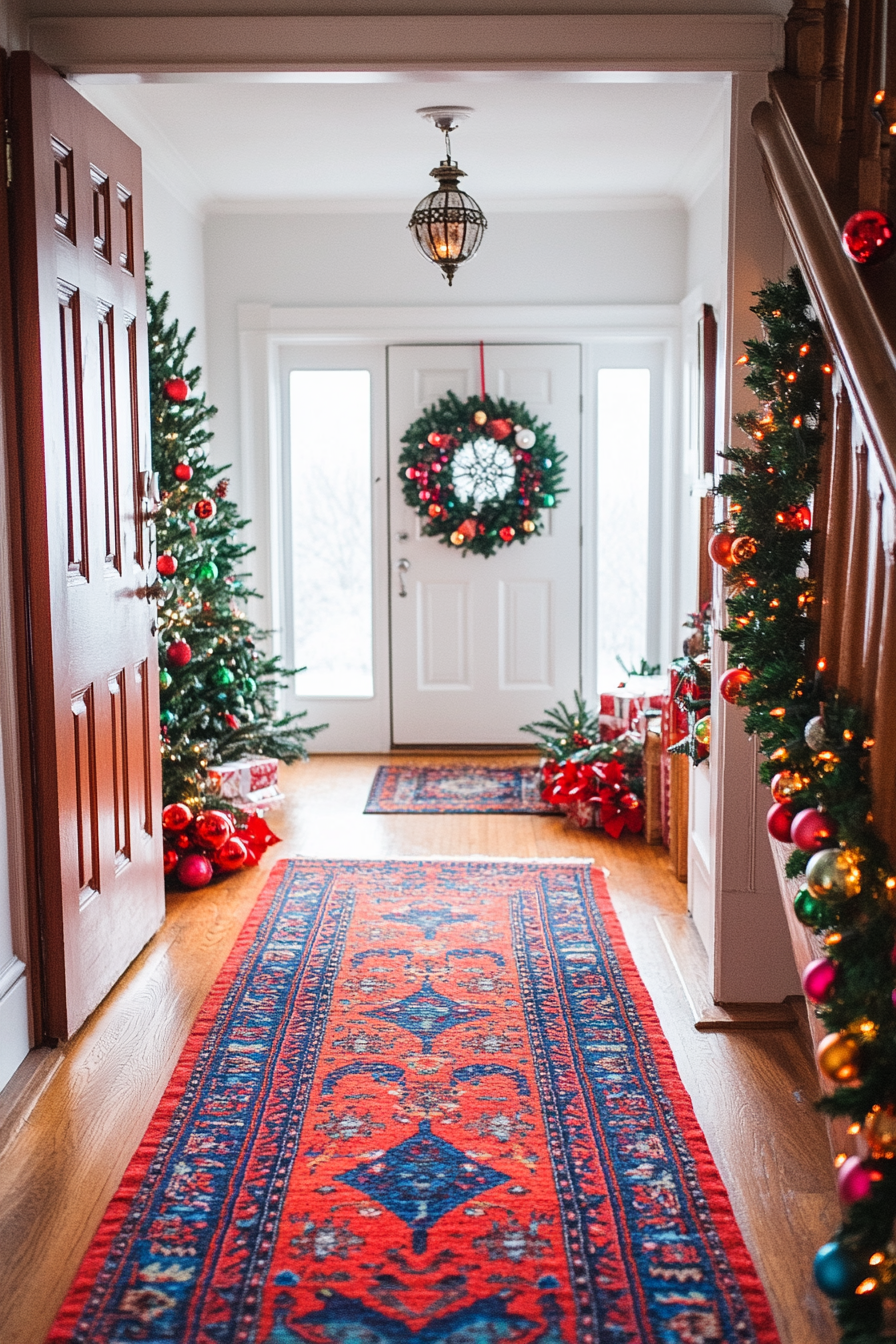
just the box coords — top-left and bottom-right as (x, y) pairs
(514, 428), (536, 450)
(804, 715), (828, 751)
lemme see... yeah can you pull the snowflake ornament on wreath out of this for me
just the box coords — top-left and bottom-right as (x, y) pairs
(399, 391), (565, 557)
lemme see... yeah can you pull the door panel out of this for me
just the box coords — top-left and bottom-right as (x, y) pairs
(9, 52), (164, 1038)
(389, 344), (581, 745)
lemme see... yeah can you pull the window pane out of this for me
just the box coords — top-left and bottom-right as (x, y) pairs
(596, 368), (650, 691)
(290, 370), (373, 698)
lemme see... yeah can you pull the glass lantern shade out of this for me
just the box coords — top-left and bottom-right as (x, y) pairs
(408, 160), (487, 285)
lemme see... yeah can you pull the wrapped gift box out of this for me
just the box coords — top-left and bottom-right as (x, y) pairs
(598, 675), (666, 742)
(660, 668), (691, 847)
(206, 756), (284, 811)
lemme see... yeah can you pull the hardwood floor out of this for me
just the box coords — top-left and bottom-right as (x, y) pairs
(0, 753), (839, 1344)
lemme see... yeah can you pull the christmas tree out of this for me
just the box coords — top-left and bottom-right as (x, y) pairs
(149, 264), (322, 815)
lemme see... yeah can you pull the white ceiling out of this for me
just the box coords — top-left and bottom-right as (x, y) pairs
(79, 75), (727, 217)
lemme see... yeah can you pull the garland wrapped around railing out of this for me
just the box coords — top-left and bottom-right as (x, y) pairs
(712, 268), (896, 1341)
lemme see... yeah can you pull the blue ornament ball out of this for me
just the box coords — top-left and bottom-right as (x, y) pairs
(813, 1241), (863, 1297)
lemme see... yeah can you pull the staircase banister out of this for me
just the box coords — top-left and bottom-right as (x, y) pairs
(752, 95), (896, 499)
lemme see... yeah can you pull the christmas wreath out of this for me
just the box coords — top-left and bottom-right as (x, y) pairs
(398, 391), (565, 558)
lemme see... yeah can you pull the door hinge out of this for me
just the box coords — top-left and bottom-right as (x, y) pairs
(5, 122), (11, 189)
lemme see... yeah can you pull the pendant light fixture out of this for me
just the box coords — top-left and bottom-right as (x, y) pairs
(408, 106), (487, 286)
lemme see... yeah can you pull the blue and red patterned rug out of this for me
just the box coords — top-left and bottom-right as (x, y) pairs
(364, 764), (559, 814)
(49, 859), (778, 1344)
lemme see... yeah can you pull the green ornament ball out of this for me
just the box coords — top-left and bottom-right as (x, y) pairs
(543, 493), (555, 507)
(196, 560), (219, 583)
(211, 666), (235, 687)
(159, 669), (172, 690)
(241, 676), (257, 696)
(793, 885), (828, 927)
(160, 709), (175, 727)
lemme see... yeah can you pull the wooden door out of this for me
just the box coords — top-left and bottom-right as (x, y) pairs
(8, 52), (164, 1039)
(388, 344), (581, 744)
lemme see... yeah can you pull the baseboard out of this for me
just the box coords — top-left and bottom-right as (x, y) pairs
(654, 912), (797, 1032)
(0, 1043), (63, 1161)
(0, 965), (30, 1094)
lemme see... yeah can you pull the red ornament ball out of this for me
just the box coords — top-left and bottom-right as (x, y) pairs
(499, 526), (515, 542)
(841, 209), (896, 266)
(194, 498), (217, 521)
(708, 531), (735, 570)
(791, 807), (839, 852)
(175, 832), (192, 850)
(719, 666), (752, 704)
(162, 802), (193, 832)
(193, 809), (234, 850)
(427, 431), (443, 447)
(487, 418), (514, 441)
(176, 852), (214, 889)
(164, 376), (190, 402)
(163, 847), (179, 876)
(157, 553), (178, 576)
(776, 504), (812, 531)
(173, 462), (193, 482)
(767, 801), (796, 842)
(215, 835), (249, 872)
(167, 640), (192, 667)
(224, 712), (240, 730)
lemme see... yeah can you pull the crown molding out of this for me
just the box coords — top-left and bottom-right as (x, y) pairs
(32, 14), (783, 77)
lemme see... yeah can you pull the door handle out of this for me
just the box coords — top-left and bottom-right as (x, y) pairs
(396, 557), (410, 598)
(138, 579), (166, 602)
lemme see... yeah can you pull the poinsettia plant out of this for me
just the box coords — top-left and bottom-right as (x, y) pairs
(521, 693), (645, 834)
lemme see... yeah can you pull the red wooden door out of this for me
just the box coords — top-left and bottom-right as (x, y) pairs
(8, 52), (164, 1039)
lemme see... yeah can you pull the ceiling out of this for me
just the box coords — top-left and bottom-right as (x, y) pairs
(79, 75), (728, 217)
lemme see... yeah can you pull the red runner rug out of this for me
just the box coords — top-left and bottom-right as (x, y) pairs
(364, 764), (559, 814)
(48, 859), (779, 1343)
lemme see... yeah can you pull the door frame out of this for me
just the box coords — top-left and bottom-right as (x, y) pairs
(239, 303), (680, 749)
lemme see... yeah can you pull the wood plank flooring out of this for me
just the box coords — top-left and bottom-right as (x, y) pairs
(0, 753), (839, 1344)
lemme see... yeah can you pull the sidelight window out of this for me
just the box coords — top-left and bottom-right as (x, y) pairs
(288, 369), (374, 698)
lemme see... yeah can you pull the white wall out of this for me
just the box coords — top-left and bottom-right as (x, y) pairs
(203, 204), (687, 497)
(143, 171), (207, 374)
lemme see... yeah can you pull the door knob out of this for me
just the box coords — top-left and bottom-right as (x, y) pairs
(396, 557), (410, 598)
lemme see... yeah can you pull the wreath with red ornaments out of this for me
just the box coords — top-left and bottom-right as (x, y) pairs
(399, 391), (565, 558)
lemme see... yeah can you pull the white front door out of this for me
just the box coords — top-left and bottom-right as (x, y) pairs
(388, 344), (581, 745)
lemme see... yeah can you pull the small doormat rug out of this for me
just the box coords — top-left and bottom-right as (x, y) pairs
(364, 764), (559, 814)
(49, 860), (778, 1344)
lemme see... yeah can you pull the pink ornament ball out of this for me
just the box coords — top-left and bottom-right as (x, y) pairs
(767, 802), (796, 842)
(802, 957), (838, 1004)
(791, 807), (839, 852)
(841, 210), (896, 266)
(175, 852), (213, 889)
(837, 1155), (873, 1205)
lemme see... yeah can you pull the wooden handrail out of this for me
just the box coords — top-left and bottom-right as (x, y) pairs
(752, 95), (896, 498)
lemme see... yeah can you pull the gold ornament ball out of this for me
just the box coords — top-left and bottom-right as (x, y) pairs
(522, 520), (536, 533)
(864, 1105), (896, 1157)
(450, 530), (465, 546)
(694, 717), (711, 747)
(816, 1031), (861, 1082)
(806, 847), (860, 901)
(731, 535), (759, 564)
(473, 410), (488, 425)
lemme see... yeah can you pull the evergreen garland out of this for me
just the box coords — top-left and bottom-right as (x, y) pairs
(148, 265), (323, 810)
(717, 268), (896, 1340)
